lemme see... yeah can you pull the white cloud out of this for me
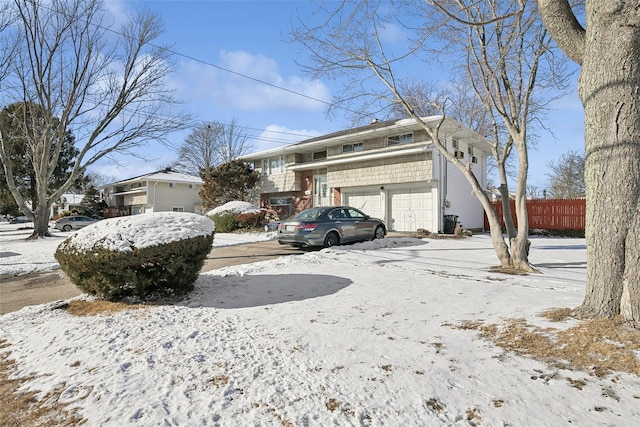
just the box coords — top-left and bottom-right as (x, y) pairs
(378, 22), (406, 44)
(172, 50), (332, 113)
(249, 124), (323, 153)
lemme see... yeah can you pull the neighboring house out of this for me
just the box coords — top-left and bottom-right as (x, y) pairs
(50, 193), (84, 218)
(100, 169), (203, 217)
(243, 116), (492, 233)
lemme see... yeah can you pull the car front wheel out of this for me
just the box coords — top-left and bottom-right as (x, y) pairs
(324, 232), (339, 248)
(374, 225), (385, 240)
(62, 224), (72, 232)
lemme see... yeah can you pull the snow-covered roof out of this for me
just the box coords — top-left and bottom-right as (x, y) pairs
(101, 169), (203, 187)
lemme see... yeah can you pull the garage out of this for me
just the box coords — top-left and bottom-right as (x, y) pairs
(388, 188), (432, 232)
(343, 191), (382, 219)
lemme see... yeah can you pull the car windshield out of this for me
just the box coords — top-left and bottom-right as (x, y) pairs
(294, 208), (326, 221)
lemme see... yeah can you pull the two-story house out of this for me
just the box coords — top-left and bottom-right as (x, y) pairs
(243, 116), (492, 233)
(100, 169), (203, 217)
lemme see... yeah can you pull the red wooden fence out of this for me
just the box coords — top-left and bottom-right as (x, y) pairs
(484, 198), (586, 230)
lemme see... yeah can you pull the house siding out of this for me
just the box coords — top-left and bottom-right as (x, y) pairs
(260, 170), (298, 193)
(150, 182), (202, 213)
(329, 152), (433, 188)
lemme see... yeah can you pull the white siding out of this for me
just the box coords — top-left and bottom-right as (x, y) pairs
(444, 165), (484, 230)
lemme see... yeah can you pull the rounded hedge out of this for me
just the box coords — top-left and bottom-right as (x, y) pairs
(55, 212), (215, 301)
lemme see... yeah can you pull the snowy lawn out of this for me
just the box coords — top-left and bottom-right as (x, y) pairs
(2, 219), (640, 426)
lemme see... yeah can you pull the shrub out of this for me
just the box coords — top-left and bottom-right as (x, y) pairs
(235, 211), (265, 230)
(54, 212), (215, 301)
(209, 210), (239, 233)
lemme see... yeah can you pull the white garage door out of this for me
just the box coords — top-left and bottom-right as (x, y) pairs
(344, 191), (381, 219)
(389, 189), (432, 232)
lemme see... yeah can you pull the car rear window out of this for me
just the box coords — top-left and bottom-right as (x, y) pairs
(295, 208), (324, 220)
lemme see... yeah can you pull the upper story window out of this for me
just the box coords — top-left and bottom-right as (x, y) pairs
(312, 151), (327, 160)
(387, 132), (414, 146)
(467, 145), (474, 156)
(342, 142), (364, 153)
(262, 156), (285, 175)
(452, 139), (459, 150)
(169, 182), (176, 188)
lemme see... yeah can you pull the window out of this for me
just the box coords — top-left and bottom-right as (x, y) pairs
(346, 208), (366, 219)
(172, 206), (184, 212)
(188, 184), (194, 189)
(312, 151), (327, 160)
(387, 133), (414, 146)
(467, 145), (474, 156)
(342, 142), (364, 153)
(169, 182), (176, 188)
(269, 197), (293, 206)
(262, 156), (285, 175)
(452, 139), (459, 150)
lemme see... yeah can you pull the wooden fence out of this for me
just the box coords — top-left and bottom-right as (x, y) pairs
(484, 198), (586, 230)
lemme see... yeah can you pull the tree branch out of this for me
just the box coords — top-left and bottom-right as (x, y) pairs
(536, 0), (585, 65)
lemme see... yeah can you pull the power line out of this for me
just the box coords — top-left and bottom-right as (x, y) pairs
(16, 1), (419, 151)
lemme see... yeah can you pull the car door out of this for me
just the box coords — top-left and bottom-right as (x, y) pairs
(347, 208), (375, 240)
(327, 208), (356, 242)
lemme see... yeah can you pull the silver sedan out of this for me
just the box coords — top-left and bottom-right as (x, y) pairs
(278, 206), (386, 248)
(52, 215), (99, 231)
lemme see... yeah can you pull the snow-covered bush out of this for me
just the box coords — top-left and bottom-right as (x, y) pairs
(55, 212), (215, 301)
(206, 200), (263, 232)
(206, 200), (260, 216)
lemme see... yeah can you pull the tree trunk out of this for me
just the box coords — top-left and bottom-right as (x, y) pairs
(510, 137), (536, 272)
(574, 2), (640, 325)
(29, 201), (52, 239)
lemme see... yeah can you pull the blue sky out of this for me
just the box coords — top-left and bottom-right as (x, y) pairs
(93, 0), (586, 191)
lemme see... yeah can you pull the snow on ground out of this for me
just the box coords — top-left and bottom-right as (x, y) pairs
(2, 219), (640, 426)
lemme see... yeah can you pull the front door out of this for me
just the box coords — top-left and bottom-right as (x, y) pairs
(314, 174), (329, 206)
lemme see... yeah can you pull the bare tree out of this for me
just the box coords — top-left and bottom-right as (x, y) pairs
(174, 118), (251, 176)
(217, 118), (252, 165)
(292, 0), (568, 272)
(0, 0), (189, 239)
(434, 0), (570, 270)
(537, 0), (640, 325)
(546, 149), (585, 198)
(174, 121), (225, 175)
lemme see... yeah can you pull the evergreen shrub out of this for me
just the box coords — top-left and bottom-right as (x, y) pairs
(209, 211), (238, 232)
(56, 234), (213, 301)
(55, 212), (215, 301)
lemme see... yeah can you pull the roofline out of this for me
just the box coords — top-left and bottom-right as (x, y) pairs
(100, 169), (202, 188)
(242, 116), (492, 161)
(287, 145), (430, 171)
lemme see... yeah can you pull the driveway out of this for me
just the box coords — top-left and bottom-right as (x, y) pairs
(0, 240), (302, 315)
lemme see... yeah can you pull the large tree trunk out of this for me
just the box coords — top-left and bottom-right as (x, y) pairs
(29, 202), (52, 239)
(574, 2), (640, 324)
